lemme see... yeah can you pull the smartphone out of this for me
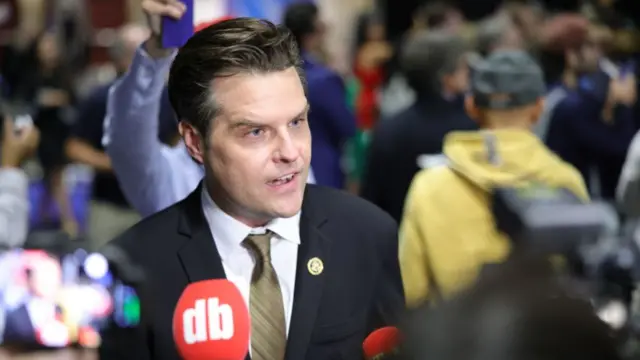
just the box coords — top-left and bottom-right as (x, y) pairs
(0, 249), (140, 349)
(162, 0), (194, 48)
(0, 103), (34, 138)
(161, 0), (229, 48)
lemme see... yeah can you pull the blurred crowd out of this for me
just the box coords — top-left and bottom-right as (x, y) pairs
(1, 0), (640, 358)
(1, 0), (638, 245)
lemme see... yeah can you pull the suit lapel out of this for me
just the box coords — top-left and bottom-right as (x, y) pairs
(177, 185), (252, 360)
(176, 184), (226, 283)
(285, 186), (331, 360)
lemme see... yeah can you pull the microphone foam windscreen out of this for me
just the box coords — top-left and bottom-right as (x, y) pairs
(363, 326), (401, 359)
(172, 279), (249, 360)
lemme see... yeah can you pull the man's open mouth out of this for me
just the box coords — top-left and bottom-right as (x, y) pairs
(268, 172), (298, 186)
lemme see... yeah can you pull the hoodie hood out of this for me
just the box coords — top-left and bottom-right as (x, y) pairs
(444, 129), (568, 190)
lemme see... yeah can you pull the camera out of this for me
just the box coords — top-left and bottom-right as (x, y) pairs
(492, 183), (640, 358)
(0, 246), (143, 349)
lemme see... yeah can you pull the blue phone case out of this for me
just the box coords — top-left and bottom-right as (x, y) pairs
(161, 0), (194, 48)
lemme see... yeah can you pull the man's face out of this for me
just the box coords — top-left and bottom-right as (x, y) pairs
(500, 24), (524, 51)
(308, 16), (327, 55)
(578, 39), (602, 73)
(28, 257), (61, 300)
(205, 68), (311, 224)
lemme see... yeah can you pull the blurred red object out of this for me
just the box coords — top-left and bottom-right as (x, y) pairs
(194, 15), (234, 33)
(539, 14), (590, 52)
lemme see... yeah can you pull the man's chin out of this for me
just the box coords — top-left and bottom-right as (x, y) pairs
(270, 193), (304, 218)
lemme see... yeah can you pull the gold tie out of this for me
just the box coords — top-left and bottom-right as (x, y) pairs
(243, 232), (286, 360)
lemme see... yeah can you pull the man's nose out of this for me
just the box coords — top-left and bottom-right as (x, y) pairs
(275, 135), (299, 163)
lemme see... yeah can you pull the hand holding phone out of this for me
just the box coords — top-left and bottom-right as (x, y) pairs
(141, 0), (186, 57)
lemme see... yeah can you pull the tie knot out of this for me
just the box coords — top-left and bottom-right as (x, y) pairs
(243, 231), (273, 263)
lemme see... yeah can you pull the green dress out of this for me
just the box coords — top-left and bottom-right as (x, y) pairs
(343, 77), (371, 184)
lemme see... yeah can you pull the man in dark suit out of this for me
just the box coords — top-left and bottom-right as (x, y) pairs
(98, 2), (404, 360)
(3, 303), (37, 344)
(284, 3), (357, 189)
(3, 253), (64, 346)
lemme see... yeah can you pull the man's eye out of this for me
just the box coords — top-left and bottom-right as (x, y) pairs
(290, 118), (306, 127)
(247, 128), (264, 137)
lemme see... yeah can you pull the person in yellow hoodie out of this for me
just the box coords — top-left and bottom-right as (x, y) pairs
(399, 50), (589, 308)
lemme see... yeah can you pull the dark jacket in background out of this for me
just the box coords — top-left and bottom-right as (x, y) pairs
(304, 54), (357, 189)
(546, 84), (635, 199)
(361, 95), (477, 222)
(71, 83), (177, 208)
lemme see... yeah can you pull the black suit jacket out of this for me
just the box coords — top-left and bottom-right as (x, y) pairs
(99, 184), (404, 360)
(3, 304), (36, 344)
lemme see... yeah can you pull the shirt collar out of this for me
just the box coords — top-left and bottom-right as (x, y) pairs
(201, 187), (301, 257)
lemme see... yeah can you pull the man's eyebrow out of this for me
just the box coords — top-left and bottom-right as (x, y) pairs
(230, 104), (310, 129)
(293, 103), (311, 120)
(229, 120), (264, 129)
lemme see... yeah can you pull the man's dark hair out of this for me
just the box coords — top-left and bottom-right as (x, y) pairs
(400, 30), (467, 97)
(168, 17), (304, 139)
(475, 14), (514, 57)
(283, 3), (319, 52)
(415, 1), (458, 29)
(400, 259), (622, 360)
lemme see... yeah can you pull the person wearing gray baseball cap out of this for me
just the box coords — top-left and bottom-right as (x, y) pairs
(398, 50), (590, 308)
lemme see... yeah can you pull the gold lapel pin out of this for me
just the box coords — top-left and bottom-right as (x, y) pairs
(307, 257), (324, 276)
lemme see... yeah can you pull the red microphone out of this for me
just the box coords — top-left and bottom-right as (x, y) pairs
(172, 280), (250, 360)
(363, 326), (401, 360)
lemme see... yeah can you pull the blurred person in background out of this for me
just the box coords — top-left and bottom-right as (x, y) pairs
(399, 50), (588, 308)
(0, 116), (39, 248)
(1, 33), (37, 101)
(474, 11), (524, 58)
(534, 13), (590, 140)
(581, 0), (635, 29)
(284, 2), (356, 189)
(18, 32), (77, 238)
(65, 24), (178, 249)
(49, 0), (91, 72)
(499, 0), (546, 53)
(103, 0), (315, 218)
(352, 12), (392, 131)
(412, 1), (464, 33)
(344, 13), (392, 194)
(401, 259), (622, 360)
(380, 1), (464, 118)
(545, 24), (636, 201)
(361, 31), (475, 223)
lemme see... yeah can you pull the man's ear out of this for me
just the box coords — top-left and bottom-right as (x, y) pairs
(179, 121), (205, 164)
(530, 98), (545, 125)
(464, 95), (481, 123)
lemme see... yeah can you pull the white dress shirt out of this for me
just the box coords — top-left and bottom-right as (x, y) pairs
(200, 187), (299, 338)
(26, 297), (57, 330)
